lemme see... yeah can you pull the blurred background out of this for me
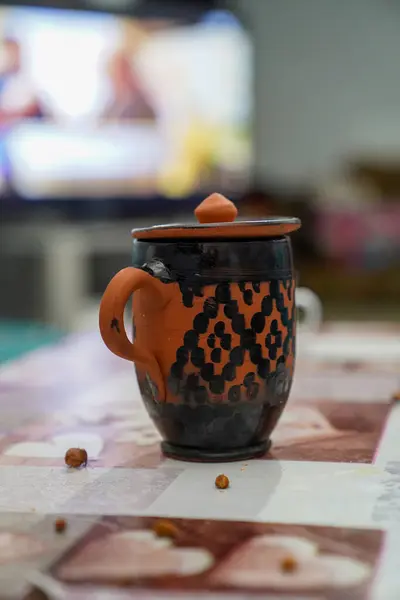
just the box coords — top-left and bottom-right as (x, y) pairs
(0, 0), (399, 362)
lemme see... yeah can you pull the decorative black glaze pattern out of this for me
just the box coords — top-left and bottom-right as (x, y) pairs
(261, 296), (273, 316)
(166, 277), (295, 405)
(220, 334), (232, 350)
(204, 297), (218, 318)
(222, 362), (236, 381)
(250, 343), (263, 365)
(193, 313), (209, 334)
(191, 347), (205, 368)
(257, 357), (270, 379)
(183, 330), (198, 349)
(230, 346), (244, 366)
(215, 283), (231, 304)
(179, 281), (204, 308)
(243, 289), (253, 305)
(133, 237), (295, 411)
(214, 321), (225, 337)
(211, 348), (222, 363)
(207, 334), (216, 349)
(251, 313), (265, 333)
(201, 363), (214, 382)
(224, 301), (239, 319)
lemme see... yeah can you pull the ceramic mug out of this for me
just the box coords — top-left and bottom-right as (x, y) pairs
(100, 193), (305, 462)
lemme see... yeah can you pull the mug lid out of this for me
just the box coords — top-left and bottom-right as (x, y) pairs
(131, 192), (301, 240)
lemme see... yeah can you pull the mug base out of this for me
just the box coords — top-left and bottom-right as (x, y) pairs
(161, 439), (271, 463)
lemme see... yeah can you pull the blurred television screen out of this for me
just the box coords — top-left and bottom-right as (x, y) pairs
(0, 6), (252, 200)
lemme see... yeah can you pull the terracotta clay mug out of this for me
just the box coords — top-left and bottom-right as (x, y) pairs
(99, 193), (301, 461)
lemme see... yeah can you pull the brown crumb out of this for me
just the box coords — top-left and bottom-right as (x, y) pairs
(65, 448), (88, 468)
(153, 519), (178, 539)
(392, 391), (400, 402)
(281, 556), (297, 573)
(54, 518), (67, 533)
(215, 474), (230, 489)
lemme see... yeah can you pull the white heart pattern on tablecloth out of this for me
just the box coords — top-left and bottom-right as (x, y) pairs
(58, 529), (213, 582)
(210, 534), (370, 591)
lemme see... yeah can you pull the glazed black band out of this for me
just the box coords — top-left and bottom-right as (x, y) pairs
(133, 237), (294, 284)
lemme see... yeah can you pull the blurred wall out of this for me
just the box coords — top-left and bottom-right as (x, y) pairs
(236, 0), (400, 183)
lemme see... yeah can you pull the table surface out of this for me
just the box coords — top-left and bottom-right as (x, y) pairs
(0, 322), (399, 600)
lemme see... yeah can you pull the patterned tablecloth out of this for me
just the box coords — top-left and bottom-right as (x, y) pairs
(0, 323), (399, 600)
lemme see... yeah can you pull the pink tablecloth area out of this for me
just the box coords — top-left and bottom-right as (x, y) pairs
(0, 323), (398, 600)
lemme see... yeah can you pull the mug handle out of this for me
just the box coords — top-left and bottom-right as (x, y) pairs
(99, 267), (170, 400)
(296, 287), (323, 333)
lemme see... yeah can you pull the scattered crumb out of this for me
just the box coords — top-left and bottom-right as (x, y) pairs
(392, 391), (400, 402)
(65, 448), (88, 468)
(215, 474), (230, 489)
(281, 556), (297, 573)
(54, 518), (67, 533)
(153, 519), (178, 539)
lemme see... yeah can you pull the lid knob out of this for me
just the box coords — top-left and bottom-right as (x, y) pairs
(195, 192), (238, 224)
